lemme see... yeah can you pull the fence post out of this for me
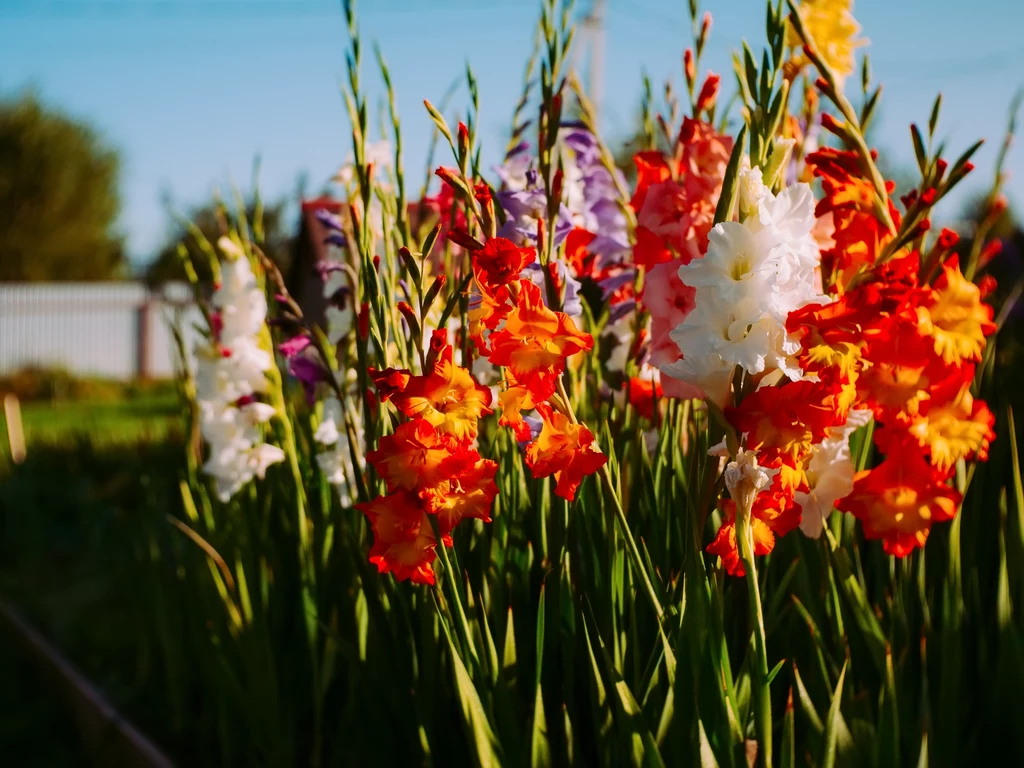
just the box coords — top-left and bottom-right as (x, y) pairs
(137, 293), (152, 380)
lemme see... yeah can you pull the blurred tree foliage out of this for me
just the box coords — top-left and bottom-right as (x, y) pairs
(0, 92), (125, 281)
(145, 193), (294, 285)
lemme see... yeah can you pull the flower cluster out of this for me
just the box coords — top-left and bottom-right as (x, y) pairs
(195, 239), (284, 502)
(467, 236), (607, 500)
(789, 147), (996, 556)
(662, 168), (828, 402)
(699, 142), (996, 572)
(358, 334), (498, 584)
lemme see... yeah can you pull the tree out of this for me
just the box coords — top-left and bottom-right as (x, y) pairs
(0, 92), (125, 281)
(145, 191), (295, 285)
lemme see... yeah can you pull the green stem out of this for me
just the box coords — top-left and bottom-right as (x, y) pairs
(737, 509), (772, 768)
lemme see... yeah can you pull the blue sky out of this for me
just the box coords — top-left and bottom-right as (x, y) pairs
(2, 0), (1022, 266)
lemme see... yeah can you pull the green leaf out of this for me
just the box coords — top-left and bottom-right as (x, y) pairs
(421, 221), (443, 262)
(446, 633), (504, 768)
(531, 587), (550, 767)
(950, 138), (985, 176)
(929, 93), (942, 138)
(531, 684), (551, 768)
(877, 647), (900, 768)
(502, 607), (517, 673)
(781, 689), (795, 768)
(714, 124), (749, 225)
(698, 718), (721, 768)
(861, 87), (882, 133)
(585, 609), (666, 768)
(821, 659), (848, 768)
(793, 663), (824, 735)
(828, 543), (886, 675)
(911, 124), (927, 175)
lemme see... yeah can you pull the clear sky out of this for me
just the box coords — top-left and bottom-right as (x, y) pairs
(3, 0), (1022, 267)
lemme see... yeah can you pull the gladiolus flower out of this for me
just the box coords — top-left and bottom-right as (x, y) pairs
(785, 0), (866, 88)
(628, 375), (663, 420)
(641, 257), (704, 399)
(366, 418), (465, 493)
(472, 237), (536, 293)
(497, 371), (539, 442)
(918, 257), (995, 366)
(708, 489), (801, 577)
(906, 381), (995, 473)
(524, 403), (607, 501)
(388, 344), (493, 445)
(487, 280), (593, 400)
(727, 378), (843, 464)
(630, 151), (672, 211)
(837, 445), (960, 556)
(421, 455), (499, 543)
(356, 491), (437, 585)
(369, 367), (412, 402)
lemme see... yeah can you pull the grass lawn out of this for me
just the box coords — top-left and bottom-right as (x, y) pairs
(2, 390), (184, 462)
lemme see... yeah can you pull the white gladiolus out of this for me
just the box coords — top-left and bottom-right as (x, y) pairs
(661, 170), (830, 397)
(314, 394), (361, 507)
(313, 263), (364, 505)
(195, 245), (284, 501)
(795, 410), (872, 538)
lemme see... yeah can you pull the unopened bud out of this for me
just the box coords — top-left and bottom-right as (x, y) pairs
(358, 301), (370, 340)
(457, 121), (470, 165)
(422, 274), (446, 314)
(447, 228), (485, 251)
(937, 228), (960, 250)
(820, 112), (846, 136)
(684, 49), (696, 88)
(695, 73), (720, 115)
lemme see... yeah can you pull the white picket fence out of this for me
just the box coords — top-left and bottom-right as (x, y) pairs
(0, 282), (203, 380)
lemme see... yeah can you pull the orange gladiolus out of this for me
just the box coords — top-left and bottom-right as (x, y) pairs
(487, 280), (593, 400)
(727, 379), (842, 465)
(906, 380), (995, 473)
(524, 402), (607, 501)
(388, 344), (492, 446)
(918, 257), (996, 366)
(468, 284), (513, 354)
(628, 375), (663, 420)
(708, 490), (801, 577)
(421, 454), (499, 543)
(805, 147), (900, 288)
(366, 418), (463, 493)
(837, 445), (961, 556)
(856, 323), (942, 422)
(497, 371), (539, 442)
(356, 491), (437, 585)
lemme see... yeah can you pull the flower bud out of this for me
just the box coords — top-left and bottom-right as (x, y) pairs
(684, 49), (696, 88)
(422, 274), (446, 314)
(695, 73), (720, 115)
